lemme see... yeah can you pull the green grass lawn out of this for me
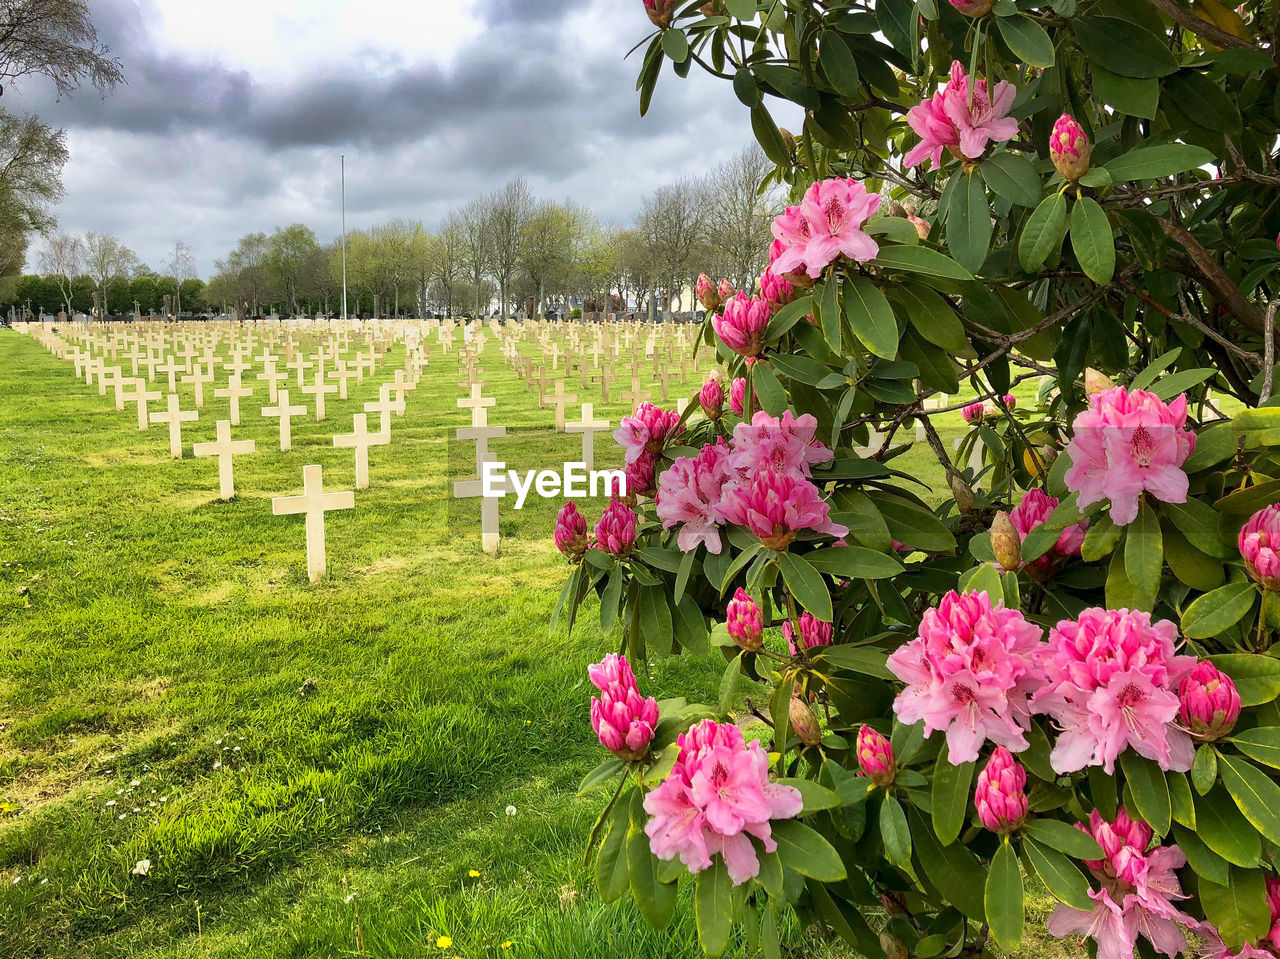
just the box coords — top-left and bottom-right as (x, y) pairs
(0, 326), (1068, 958)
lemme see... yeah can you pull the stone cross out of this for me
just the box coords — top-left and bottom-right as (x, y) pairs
(257, 360), (287, 404)
(182, 362), (214, 408)
(193, 420), (256, 500)
(456, 423), (507, 475)
(149, 393), (198, 458)
(453, 453), (510, 557)
(457, 384), (496, 428)
(363, 384), (404, 435)
(157, 355), (184, 393)
(271, 464), (355, 583)
(328, 359), (357, 400)
(620, 374), (652, 407)
(333, 413), (389, 489)
(566, 402), (612, 471)
(544, 379), (578, 431)
(262, 389), (308, 452)
(301, 368), (338, 422)
(286, 353), (314, 388)
(214, 373), (253, 426)
(122, 378), (162, 431)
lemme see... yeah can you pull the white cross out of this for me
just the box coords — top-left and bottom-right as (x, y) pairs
(271, 464), (355, 583)
(333, 413), (389, 490)
(257, 360), (287, 404)
(122, 378), (162, 431)
(566, 402), (611, 471)
(181, 362), (213, 408)
(363, 384), (404, 435)
(149, 393), (198, 458)
(193, 420), (256, 500)
(544, 379), (578, 432)
(157, 356), (185, 393)
(301, 368), (338, 422)
(214, 373), (252, 426)
(328, 359), (358, 400)
(457, 384), (496, 428)
(262, 389), (309, 451)
(99, 365), (123, 403)
(453, 453), (511, 557)
(287, 354), (314, 388)
(456, 423), (507, 476)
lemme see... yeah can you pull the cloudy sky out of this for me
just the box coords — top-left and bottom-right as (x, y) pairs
(9, 0), (785, 278)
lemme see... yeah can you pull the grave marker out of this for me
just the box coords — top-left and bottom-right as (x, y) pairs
(271, 464), (355, 583)
(193, 420), (256, 500)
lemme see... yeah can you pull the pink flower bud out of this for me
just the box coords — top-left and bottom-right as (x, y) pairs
(908, 215), (930, 240)
(789, 697), (822, 746)
(949, 0), (993, 15)
(1240, 504), (1280, 591)
(699, 376), (724, 420)
(1083, 808), (1152, 886)
(759, 266), (796, 311)
(696, 273), (720, 313)
(594, 498), (637, 557)
(729, 377), (752, 416)
(726, 588), (763, 651)
(974, 746), (1028, 833)
(1050, 114), (1091, 182)
(717, 279), (735, 302)
(589, 653), (658, 762)
(857, 725), (895, 787)
(991, 511), (1023, 572)
(1000, 393), (1017, 410)
(642, 0), (678, 28)
(554, 502), (589, 559)
(962, 401), (985, 424)
(782, 612), (833, 655)
(1178, 660), (1242, 741)
(713, 293), (770, 358)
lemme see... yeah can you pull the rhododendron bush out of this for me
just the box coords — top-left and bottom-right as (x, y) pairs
(558, 1), (1280, 956)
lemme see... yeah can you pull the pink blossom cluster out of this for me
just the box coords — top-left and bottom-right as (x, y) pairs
(1064, 386), (1196, 526)
(1051, 114), (1092, 182)
(886, 590), (1047, 764)
(729, 377), (752, 416)
(589, 654), (658, 762)
(1177, 660), (1241, 741)
(654, 410), (847, 553)
(726, 588), (763, 651)
(594, 498), (639, 558)
(699, 374), (725, 420)
(643, 719), (803, 885)
(769, 177), (881, 282)
(1241, 503), (1280, 591)
(783, 611), (833, 655)
(962, 401), (987, 424)
(1008, 487), (1088, 580)
(856, 725), (895, 786)
(713, 293), (771, 358)
(759, 263), (797, 310)
(614, 401), (684, 497)
(904, 61), (1019, 171)
(554, 501), (590, 559)
(1032, 608), (1196, 775)
(1048, 808), (1192, 959)
(973, 746), (1027, 833)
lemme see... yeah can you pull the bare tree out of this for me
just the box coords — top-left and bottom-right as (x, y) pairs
(0, 0), (124, 97)
(37, 230), (78, 313)
(434, 213), (464, 317)
(162, 240), (197, 314)
(82, 231), (135, 316)
(634, 179), (706, 317)
(488, 177), (532, 319)
(459, 197), (492, 318)
(520, 201), (573, 319)
(215, 232), (269, 316)
(0, 109), (66, 234)
(705, 145), (779, 289)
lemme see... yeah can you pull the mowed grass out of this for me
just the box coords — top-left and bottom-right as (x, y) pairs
(0, 326), (1069, 959)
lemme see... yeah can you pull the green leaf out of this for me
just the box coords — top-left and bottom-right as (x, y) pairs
(1073, 16), (1179, 78)
(910, 810), (987, 919)
(1119, 752), (1171, 835)
(725, 0), (756, 16)
(1173, 822), (1230, 885)
(932, 745), (975, 845)
(661, 28), (689, 63)
(818, 33), (861, 97)
(695, 861), (733, 957)
(986, 840), (1024, 950)
(997, 15), (1055, 68)
(751, 102), (790, 166)
(639, 584), (674, 656)
(1192, 744), (1219, 794)
(843, 276), (900, 359)
(1124, 501), (1162, 611)
(1082, 513), (1122, 562)
(1018, 193), (1068, 272)
(1195, 786), (1262, 867)
(1208, 654), (1280, 707)
(875, 497), (956, 553)
(804, 545), (903, 580)
(763, 294), (813, 341)
(872, 244), (973, 280)
(881, 794), (913, 868)
(981, 153), (1043, 208)
(1164, 69), (1241, 133)
(1230, 728), (1280, 770)
(595, 799), (632, 902)
(1170, 771), (1196, 828)
(777, 552), (833, 621)
(1163, 498), (1232, 558)
(1200, 866), (1272, 950)
(1093, 66), (1159, 119)
(1216, 753), (1280, 847)
(898, 329), (960, 394)
(819, 276), (842, 352)
(1022, 837), (1093, 911)
(771, 818), (847, 881)
(1183, 584), (1258, 640)
(892, 283), (967, 351)
(1103, 143), (1216, 181)
(579, 756), (626, 795)
(777, 777), (844, 813)
(629, 795), (678, 928)
(719, 651), (743, 718)
(1070, 196), (1116, 285)
(600, 569), (623, 632)
(816, 644), (892, 679)
(947, 169), (992, 274)
(1022, 819), (1104, 860)
(752, 362), (788, 416)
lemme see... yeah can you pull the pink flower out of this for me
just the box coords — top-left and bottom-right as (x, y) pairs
(623, 451), (657, 499)
(1178, 660), (1241, 741)
(782, 611), (833, 655)
(589, 653), (658, 762)
(713, 293), (771, 358)
(729, 377), (751, 416)
(1240, 503), (1280, 590)
(595, 498), (638, 557)
(769, 177), (880, 280)
(717, 278), (735, 302)
(655, 439), (732, 554)
(974, 746), (1027, 833)
(886, 590), (1047, 764)
(1083, 808), (1153, 887)
(726, 588), (763, 651)
(642, 0), (677, 27)
(770, 208), (812, 280)
(857, 725), (895, 787)
(903, 61), (1018, 171)
(1032, 608), (1196, 775)
(699, 376), (724, 420)
(717, 467), (848, 550)
(1000, 393), (1017, 410)
(949, 0), (993, 14)
(1064, 386), (1196, 527)
(554, 502), (590, 559)
(1009, 487), (1089, 580)
(962, 401), (986, 424)
(729, 410), (834, 480)
(643, 719), (803, 885)
(695, 273), (720, 313)
(614, 401), (683, 466)
(908, 214), (931, 239)
(759, 265), (796, 310)
(1051, 114), (1091, 182)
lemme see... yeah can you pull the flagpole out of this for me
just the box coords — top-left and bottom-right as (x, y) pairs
(341, 154), (348, 321)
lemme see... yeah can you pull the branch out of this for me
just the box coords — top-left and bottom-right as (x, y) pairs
(1145, 0), (1261, 51)
(1263, 300), (1278, 403)
(1156, 215), (1270, 335)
